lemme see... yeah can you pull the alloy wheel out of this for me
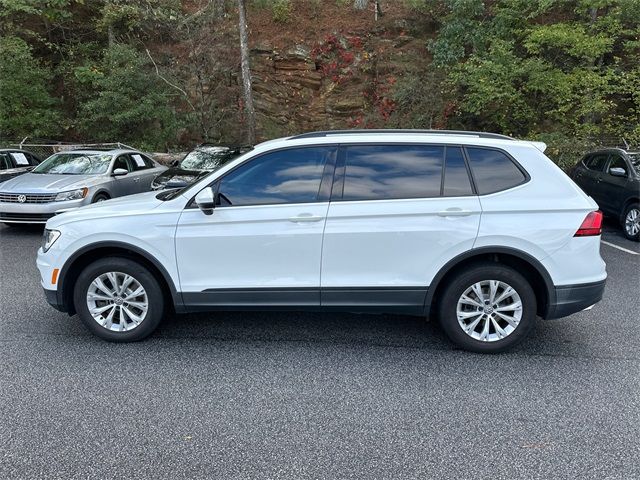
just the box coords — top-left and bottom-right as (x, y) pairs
(86, 272), (148, 332)
(456, 280), (523, 342)
(625, 208), (640, 237)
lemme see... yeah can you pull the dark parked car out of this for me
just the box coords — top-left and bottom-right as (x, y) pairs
(151, 144), (251, 190)
(0, 149), (41, 184)
(571, 148), (640, 240)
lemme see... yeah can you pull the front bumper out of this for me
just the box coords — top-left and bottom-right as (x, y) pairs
(38, 247), (69, 313)
(546, 280), (606, 320)
(0, 198), (86, 223)
(43, 288), (66, 312)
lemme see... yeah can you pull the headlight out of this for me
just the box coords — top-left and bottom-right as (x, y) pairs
(42, 229), (61, 252)
(55, 187), (88, 202)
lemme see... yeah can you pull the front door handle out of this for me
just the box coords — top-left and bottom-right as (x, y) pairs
(288, 214), (324, 223)
(133, 177), (140, 182)
(437, 208), (473, 217)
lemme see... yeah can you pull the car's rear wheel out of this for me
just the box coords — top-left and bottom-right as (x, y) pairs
(437, 263), (536, 353)
(73, 257), (165, 341)
(622, 203), (640, 241)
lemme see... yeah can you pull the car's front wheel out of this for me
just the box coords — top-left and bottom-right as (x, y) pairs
(73, 257), (165, 341)
(622, 203), (640, 241)
(437, 263), (536, 353)
(92, 193), (110, 203)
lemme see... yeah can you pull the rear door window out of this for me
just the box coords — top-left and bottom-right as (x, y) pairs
(142, 155), (155, 168)
(10, 152), (31, 167)
(0, 154), (13, 170)
(130, 153), (151, 171)
(465, 147), (526, 195)
(342, 145), (444, 201)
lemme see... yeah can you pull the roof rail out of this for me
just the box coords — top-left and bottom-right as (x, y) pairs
(288, 129), (515, 141)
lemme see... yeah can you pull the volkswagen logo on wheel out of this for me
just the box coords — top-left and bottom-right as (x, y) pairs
(17, 194), (27, 203)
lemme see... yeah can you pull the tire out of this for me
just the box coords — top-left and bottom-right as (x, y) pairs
(437, 263), (536, 353)
(622, 203), (640, 241)
(73, 257), (165, 342)
(92, 193), (110, 203)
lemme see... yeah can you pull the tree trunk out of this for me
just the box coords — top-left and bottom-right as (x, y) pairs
(237, 0), (256, 144)
(108, 25), (115, 47)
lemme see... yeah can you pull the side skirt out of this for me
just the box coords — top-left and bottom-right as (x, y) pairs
(181, 287), (428, 315)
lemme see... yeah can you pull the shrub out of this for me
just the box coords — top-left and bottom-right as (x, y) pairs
(272, 0), (291, 22)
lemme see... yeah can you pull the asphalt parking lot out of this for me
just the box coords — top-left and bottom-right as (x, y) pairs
(1, 221), (639, 479)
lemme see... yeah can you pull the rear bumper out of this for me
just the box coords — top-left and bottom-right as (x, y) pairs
(545, 280), (606, 320)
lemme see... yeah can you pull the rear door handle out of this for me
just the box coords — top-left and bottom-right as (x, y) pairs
(288, 214), (324, 223)
(437, 208), (473, 217)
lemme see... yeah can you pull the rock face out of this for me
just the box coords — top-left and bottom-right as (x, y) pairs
(249, 32), (420, 138)
(252, 45), (352, 135)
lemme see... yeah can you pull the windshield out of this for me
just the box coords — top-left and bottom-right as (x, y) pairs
(180, 147), (238, 171)
(158, 147), (254, 201)
(628, 153), (640, 175)
(32, 153), (112, 175)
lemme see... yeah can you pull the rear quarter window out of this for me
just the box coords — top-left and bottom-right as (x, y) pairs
(466, 147), (527, 195)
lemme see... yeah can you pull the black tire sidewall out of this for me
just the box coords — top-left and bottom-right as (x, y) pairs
(622, 203), (640, 241)
(73, 257), (164, 342)
(92, 193), (110, 203)
(438, 264), (536, 353)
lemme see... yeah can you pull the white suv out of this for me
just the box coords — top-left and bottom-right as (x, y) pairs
(37, 130), (606, 353)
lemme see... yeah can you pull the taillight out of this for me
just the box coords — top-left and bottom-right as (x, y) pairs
(574, 211), (603, 237)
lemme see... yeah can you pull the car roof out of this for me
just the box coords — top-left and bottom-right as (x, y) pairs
(57, 148), (143, 156)
(254, 130), (547, 153)
(587, 147), (640, 155)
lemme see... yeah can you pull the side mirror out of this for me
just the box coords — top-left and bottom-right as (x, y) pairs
(171, 159), (180, 167)
(113, 168), (128, 176)
(609, 167), (627, 177)
(195, 187), (216, 215)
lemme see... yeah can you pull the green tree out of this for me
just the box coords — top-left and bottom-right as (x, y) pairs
(424, 0), (640, 165)
(74, 44), (177, 150)
(96, 0), (182, 44)
(0, 35), (60, 138)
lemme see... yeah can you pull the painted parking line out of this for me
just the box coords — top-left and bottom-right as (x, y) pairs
(601, 240), (639, 255)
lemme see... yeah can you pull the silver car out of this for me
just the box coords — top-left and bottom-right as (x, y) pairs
(0, 149), (167, 224)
